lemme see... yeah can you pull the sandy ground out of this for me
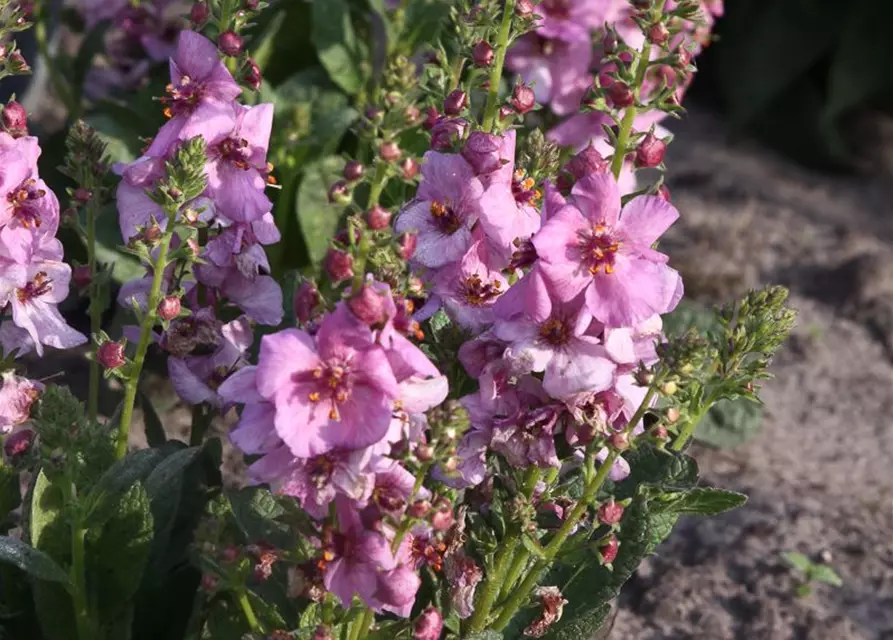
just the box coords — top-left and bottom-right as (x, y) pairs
(609, 108), (893, 640)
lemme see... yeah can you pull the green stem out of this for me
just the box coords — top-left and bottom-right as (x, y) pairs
(481, 0), (515, 131)
(348, 607), (374, 640)
(61, 481), (91, 640)
(448, 56), (465, 92)
(235, 590), (264, 634)
(115, 230), (176, 459)
(391, 464), (430, 553)
(86, 199), (100, 424)
(350, 162), (389, 292)
(500, 546), (530, 598)
(671, 387), (718, 451)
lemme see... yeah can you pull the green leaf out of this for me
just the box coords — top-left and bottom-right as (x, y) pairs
(657, 487), (747, 516)
(296, 155), (346, 264)
(0, 466), (21, 532)
(400, 0), (451, 52)
(88, 483), (154, 625)
(137, 391), (167, 447)
(781, 551), (813, 574)
(612, 447), (698, 503)
(83, 448), (168, 528)
(228, 487), (295, 549)
(465, 632), (503, 640)
(312, 0), (365, 94)
(662, 299), (718, 338)
(695, 398), (763, 450)
(0, 537), (72, 590)
(809, 564), (842, 587)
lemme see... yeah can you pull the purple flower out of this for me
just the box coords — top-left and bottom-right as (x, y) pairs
(394, 152), (483, 268)
(493, 268), (616, 399)
(255, 309), (399, 458)
(0, 371), (42, 433)
(147, 31), (242, 157)
(490, 378), (563, 468)
(534, 0), (615, 43)
(506, 35), (592, 115)
(373, 562), (421, 618)
(279, 448), (375, 519)
(532, 172), (683, 327)
(364, 457), (429, 519)
(0, 260), (86, 355)
(444, 551), (483, 619)
(322, 497), (398, 609)
(428, 241), (508, 332)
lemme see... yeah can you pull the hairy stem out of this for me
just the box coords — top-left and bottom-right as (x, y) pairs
(86, 199), (100, 423)
(116, 229), (175, 459)
(61, 481), (91, 640)
(348, 607), (374, 640)
(235, 590), (264, 634)
(482, 0), (515, 131)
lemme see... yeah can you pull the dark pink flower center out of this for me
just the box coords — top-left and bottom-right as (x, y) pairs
(216, 136), (252, 170)
(512, 170), (540, 206)
(538, 317), (571, 346)
(542, 0), (571, 19)
(578, 223), (620, 275)
(7, 179), (45, 229)
(462, 274), (502, 307)
(429, 200), (462, 235)
(373, 478), (406, 513)
(161, 75), (204, 117)
(411, 533), (446, 571)
(301, 360), (355, 421)
(308, 454), (335, 489)
(16, 272), (52, 303)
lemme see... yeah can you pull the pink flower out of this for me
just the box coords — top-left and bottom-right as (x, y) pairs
(493, 269), (616, 399)
(255, 309), (399, 458)
(0, 371), (42, 433)
(534, 0), (615, 43)
(490, 378), (563, 468)
(147, 31), (242, 157)
(0, 260), (86, 355)
(279, 448), (375, 519)
(532, 172), (683, 327)
(506, 35), (592, 115)
(394, 152), (483, 268)
(428, 242), (508, 331)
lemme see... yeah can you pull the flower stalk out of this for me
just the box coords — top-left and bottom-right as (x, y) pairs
(482, 0), (515, 131)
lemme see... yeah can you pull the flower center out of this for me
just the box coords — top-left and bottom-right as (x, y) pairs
(579, 223), (620, 275)
(161, 75), (204, 118)
(303, 360), (353, 420)
(542, 0), (571, 19)
(538, 317), (571, 346)
(7, 179), (46, 229)
(512, 170), (541, 206)
(411, 534), (447, 572)
(373, 482), (405, 513)
(217, 136), (252, 169)
(463, 274), (502, 307)
(429, 200), (462, 235)
(16, 272), (52, 303)
(308, 454), (335, 489)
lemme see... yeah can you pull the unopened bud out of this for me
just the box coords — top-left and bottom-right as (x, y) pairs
(397, 232), (417, 260)
(98, 341), (126, 370)
(221, 546), (240, 562)
(635, 131), (667, 168)
(243, 58), (262, 90)
(293, 280), (320, 323)
(515, 0), (534, 16)
(190, 1), (210, 25)
(348, 285), (388, 326)
(8, 51), (29, 74)
(607, 82), (634, 108)
(327, 180), (351, 204)
(1, 100), (27, 134)
(343, 160), (365, 182)
(473, 41), (494, 67)
(443, 90), (468, 116)
(313, 626), (335, 640)
(647, 22), (669, 45)
(415, 443), (435, 462)
(380, 141), (401, 163)
(413, 607), (444, 640)
(365, 205), (391, 230)
(653, 425), (669, 441)
(4, 429), (34, 461)
(511, 84), (536, 114)
(634, 368), (654, 386)
(661, 381), (678, 396)
(665, 407), (680, 424)
(158, 295), (181, 321)
(598, 500), (625, 526)
(400, 157), (419, 180)
(218, 31), (243, 57)
(609, 432), (629, 450)
(423, 106), (439, 130)
(431, 505), (454, 531)
(73, 265), (92, 289)
(599, 536), (619, 564)
(603, 31), (618, 55)
(324, 249), (354, 283)
(244, 0), (259, 9)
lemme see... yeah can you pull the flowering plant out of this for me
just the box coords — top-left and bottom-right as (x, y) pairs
(0, 1), (794, 639)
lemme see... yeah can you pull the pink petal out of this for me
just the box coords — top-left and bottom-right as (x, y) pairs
(256, 329), (319, 399)
(570, 173), (622, 226)
(617, 195), (680, 247)
(543, 338), (615, 399)
(587, 256), (682, 327)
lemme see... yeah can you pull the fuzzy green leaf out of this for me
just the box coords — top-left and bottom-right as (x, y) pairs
(657, 487), (747, 516)
(295, 155), (346, 265)
(0, 537), (71, 590)
(228, 487), (295, 549)
(312, 0), (365, 94)
(83, 448), (167, 529)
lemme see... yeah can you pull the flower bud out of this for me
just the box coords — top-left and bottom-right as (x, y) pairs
(343, 160), (365, 182)
(327, 180), (351, 204)
(4, 429), (34, 461)
(218, 31), (243, 57)
(661, 380), (677, 395)
(511, 84), (536, 114)
(607, 82), (634, 108)
(98, 341), (126, 370)
(324, 249), (354, 283)
(653, 425), (669, 441)
(190, 1), (210, 25)
(647, 22), (669, 45)
(443, 90), (468, 116)
(598, 500), (625, 525)
(635, 131), (667, 168)
(1, 100), (27, 135)
(398, 232), (417, 260)
(380, 141), (402, 163)
(313, 626), (335, 640)
(158, 295), (182, 321)
(293, 280), (320, 323)
(365, 205), (391, 230)
(599, 536), (619, 564)
(73, 265), (92, 290)
(432, 505), (454, 532)
(462, 131), (502, 175)
(415, 443), (435, 462)
(473, 41), (494, 67)
(413, 607), (444, 640)
(404, 104), (421, 125)
(8, 51), (29, 74)
(609, 432), (629, 450)
(408, 499), (431, 519)
(201, 574), (218, 592)
(422, 106), (440, 130)
(244, 0), (259, 9)
(348, 285), (388, 326)
(243, 58), (263, 90)
(515, 0), (534, 16)
(634, 368), (654, 386)
(400, 157), (419, 180)
(566, 142), (609, 179)
(665, 407), (680, 424)
(603, 31), (618, 55)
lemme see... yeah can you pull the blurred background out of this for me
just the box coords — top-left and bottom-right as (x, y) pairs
(4, 0), (893, 638)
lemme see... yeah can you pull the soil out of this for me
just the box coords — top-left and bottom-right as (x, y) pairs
(610, 107), (893, 640)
